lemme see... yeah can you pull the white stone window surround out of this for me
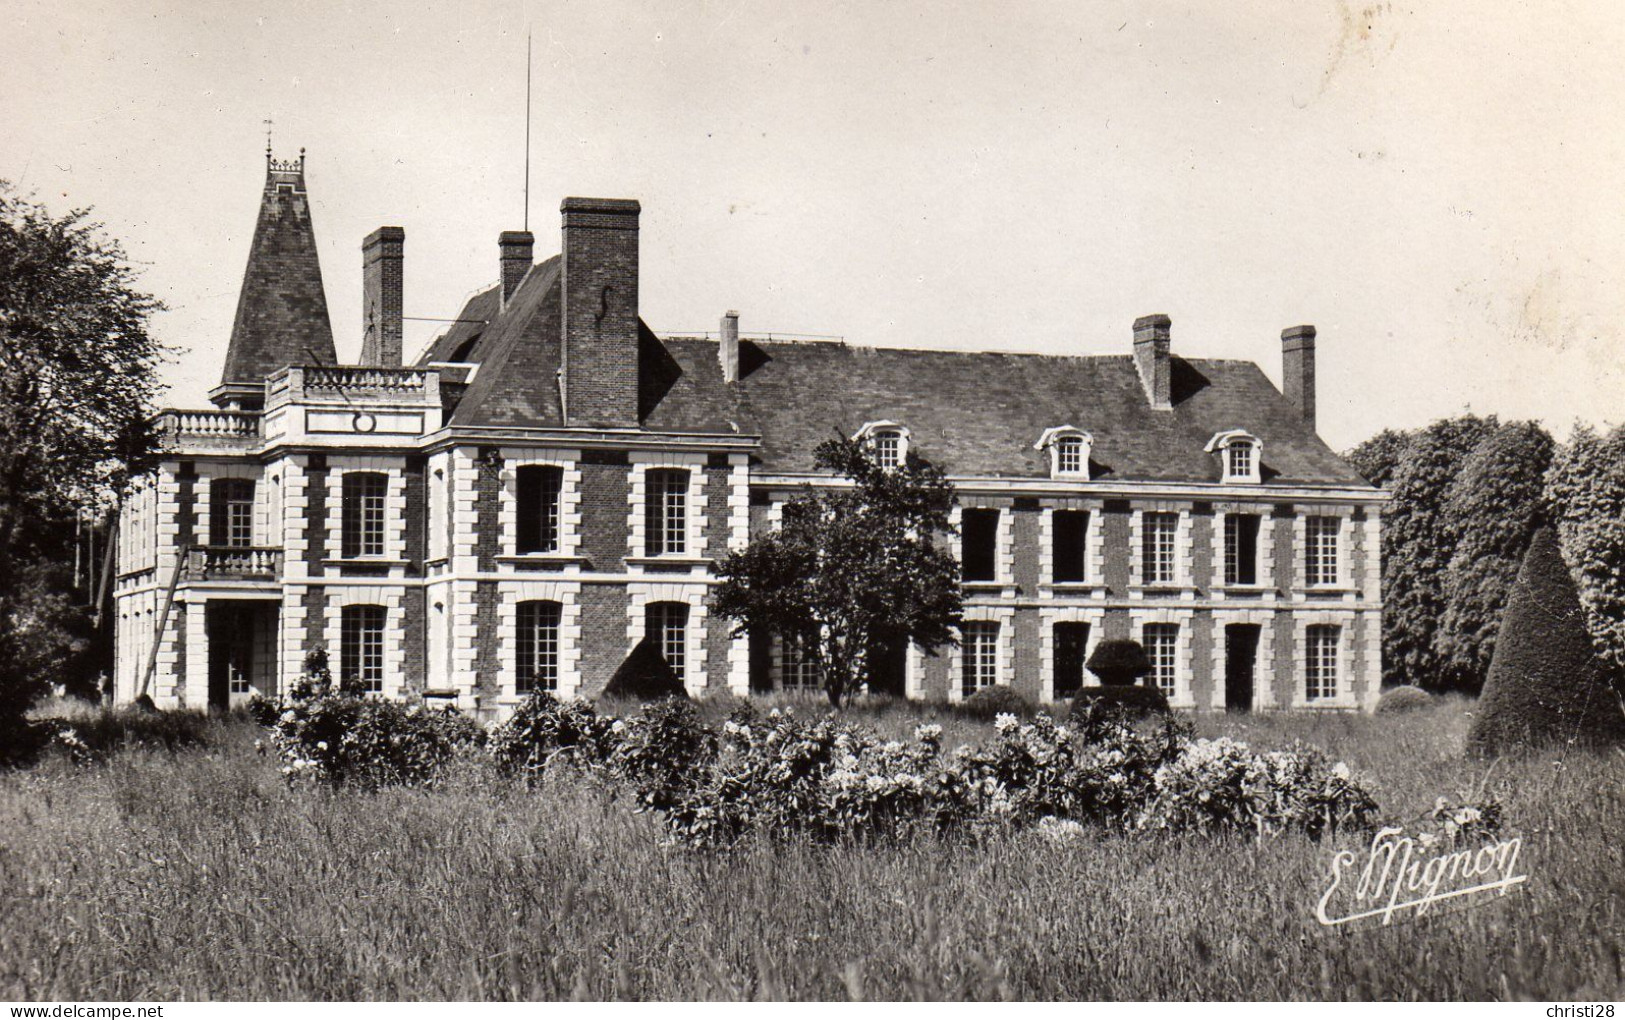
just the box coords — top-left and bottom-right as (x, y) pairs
(950, 503), (1016, 593)
(1210, 501), (1277, 597)
(325, 455), (409, 565)
(322, 585), (407, 700)
(1209, 608), (1278, 711)
(1038, 605), (1106, 702)
(627, 451), (710, 563)
(1290, 609), (1360, 709)
(1038, 499), (1106, 594)
(852, 420), (910, 470)
(1205, 429), (1263, 484)
(947, 604), (1016, 702)
(1128, 502), (1195, 599)
(426, 451), (450, 564)
(1133, 607), (1197, 709)
(1293, 504), (1357, 597)
(626, 580), (712, 696)
(497, 447), (584, 562)
(1034, 426), (1093, 480)
(496, 579), (584, 701)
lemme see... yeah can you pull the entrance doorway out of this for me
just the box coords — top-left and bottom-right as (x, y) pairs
(1224, 624), (1261, 712)
(206, 601), (277, 712)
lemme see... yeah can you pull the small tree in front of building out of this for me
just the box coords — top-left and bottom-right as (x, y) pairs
(713, 435), (963, 707)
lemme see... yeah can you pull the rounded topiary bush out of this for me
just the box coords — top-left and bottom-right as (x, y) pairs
(1468, 526), (1625, 756)
(1069, 685), (1170, 723)
(958, 684), (1034, 721)
(601, 637), (689, 702)
(1086, 639), (1154, 686)
(1376, 685), (1433, 714)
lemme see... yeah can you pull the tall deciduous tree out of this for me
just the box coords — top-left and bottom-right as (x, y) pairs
(713, 435), (963, 706)
(0, 184), (163, 749)
(1437, 420), (1554, 692)
(1545, 422), (1625, 677)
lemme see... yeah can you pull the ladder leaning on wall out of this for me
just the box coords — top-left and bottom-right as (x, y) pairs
(136, 548), (187, 702)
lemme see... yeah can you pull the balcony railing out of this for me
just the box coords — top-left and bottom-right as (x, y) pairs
(157, 410), (261, 439)
(186, 545), (283, 580)
(303, 366), (428, 393)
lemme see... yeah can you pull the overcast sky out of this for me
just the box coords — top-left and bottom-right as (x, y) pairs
(3, 0), (1620, 451)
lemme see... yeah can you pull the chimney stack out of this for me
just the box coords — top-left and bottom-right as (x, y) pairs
(1282, 324), (1317, 430)
(499, 230), (535, 304)
(560, 198), (641, 428)
(720, 310), (740, 383)
(1133, 314), (1172, 411)
(360, 226), (404, 367)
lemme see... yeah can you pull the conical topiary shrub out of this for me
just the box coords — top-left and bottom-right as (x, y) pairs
(1085, 639), (1154, 686)
(1467, 526), (1625, 756)
(601, 637), (689, 702)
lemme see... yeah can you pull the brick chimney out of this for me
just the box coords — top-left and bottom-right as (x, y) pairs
(360, 226), (404, 368)
(499, 230), (534, 305)
(1282, 324), (1317, 429)
(559, 198), (641, 428)
(719, 310), (740, 383)
(1133, 314), (1172, 411)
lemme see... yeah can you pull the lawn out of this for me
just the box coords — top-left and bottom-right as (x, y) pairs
(0, 696), (1620, 1001)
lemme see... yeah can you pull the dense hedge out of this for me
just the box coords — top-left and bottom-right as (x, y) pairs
(1468, 526), (1625, 756)
(957, 684), (1034, 720)
(1545, 423), (1625, 676)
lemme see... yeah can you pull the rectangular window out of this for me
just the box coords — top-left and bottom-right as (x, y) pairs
(515, 465), (564, 554)
(872, 430), (902, 470)
(210, 478), (256, 548)
(960, 621), (1000, 697)
(340, 604), (386, 694)
(644, 469), (689, 556)
(1305, 516), (1340, 587)
(646, 602), (689, 682)
(1141, 512), (1178, 585)
(1055, 437), (1084, 475)
(1223, 513), (1261, 586)
(961, 508), (1000, 582)
(1227, 443), (1253, 479)
(341, 472), (388, 558)
(781, 629), (822, 692)
(1053, 621), (1090, 698)
(516, 600), (562, 693)
(1052, 510), (1089, 583)
(1306, 625), (1340, 701)
(1143, 623), (1179, 697)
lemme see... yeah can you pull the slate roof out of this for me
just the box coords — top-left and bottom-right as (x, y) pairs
(420, 265), (1370, 487)
(220, 161), (337, 385)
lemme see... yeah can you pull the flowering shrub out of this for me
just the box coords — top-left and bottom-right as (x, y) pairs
(1407, 795), (1505, 851)
(257, 654), (484, 788)
(488, 692), (620, 775)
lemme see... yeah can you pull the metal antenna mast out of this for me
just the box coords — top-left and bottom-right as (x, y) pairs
(524, 30), (532, 231)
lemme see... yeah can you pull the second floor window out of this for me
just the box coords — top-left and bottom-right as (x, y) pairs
(1305, 516), (1340, 586)
(516, 600), (562, 693)
(340, 604), (386, 694)
(341, 472), (387, 558)
(646, 601), (689, 682)
(1306, 625), (1340, 700)
(515, 465), (563, 554)
(1141, 512), (1178, 585)
(211, 478), (255, 548)
(645, 469), (689, 556)
(1223, 513), (1261, 586)
(961, 621), (1000, 697)
(1052, 510), (1089, 583)
(961, 508), (999, 582)
(1143, 623), (1179, 698)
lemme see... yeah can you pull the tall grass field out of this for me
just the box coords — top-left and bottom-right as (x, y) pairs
(1, 697), (1621, 1000)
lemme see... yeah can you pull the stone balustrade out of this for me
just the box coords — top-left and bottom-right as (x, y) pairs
(187, 545), (283, 580)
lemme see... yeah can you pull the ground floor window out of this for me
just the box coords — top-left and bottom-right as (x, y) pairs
(340, 604), (386, 694)
(781, 629), (822, 692)
(645, 602), (689, 682)
(1306, 625), (1340, 701)
(961, 621), (1000, 697)
(1143, 623), (1179, 698)
(516, 600), (562, 693)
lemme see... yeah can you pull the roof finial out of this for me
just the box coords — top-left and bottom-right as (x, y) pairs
(263, 118), (274, 164)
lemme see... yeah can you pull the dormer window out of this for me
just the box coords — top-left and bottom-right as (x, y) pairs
(853, 421), (910, 470)
(1034, 426), (1093, 480)
(1206, 430), (1262, 484)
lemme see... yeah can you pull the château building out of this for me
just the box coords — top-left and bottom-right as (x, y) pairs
(113, 152), (1386, 715)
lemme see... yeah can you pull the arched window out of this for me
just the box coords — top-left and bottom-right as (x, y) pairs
(1034, 426), (1093, 479)
(340, 604), (387, 694)
(1205, 430), (1263, 484)
(515, 464), (564, 554)
(516, 600), (563, 693)
(853, 421), (910, 470)
(341, 471), (388, 557)
(645, 601), (690, 682)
